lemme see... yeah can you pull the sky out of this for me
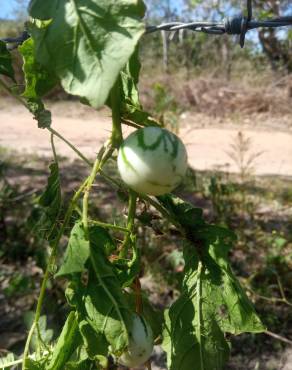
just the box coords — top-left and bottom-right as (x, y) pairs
(0, 0), (29, 19)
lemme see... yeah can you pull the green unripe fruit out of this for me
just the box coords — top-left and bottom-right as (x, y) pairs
(117, 127), (188, 195)
(118, 314), (154, 367)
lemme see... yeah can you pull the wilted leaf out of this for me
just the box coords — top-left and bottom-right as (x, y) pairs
(30, 162), (61, 242)
(19, 38), (55, 128)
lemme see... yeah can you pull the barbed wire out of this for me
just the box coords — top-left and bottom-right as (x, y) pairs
(1, 0), (292, 49)
(146, 17), (292, 46)
(146, 0), (292, 47)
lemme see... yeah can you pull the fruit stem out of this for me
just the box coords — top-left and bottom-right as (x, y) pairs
(134, 277), (142, 314)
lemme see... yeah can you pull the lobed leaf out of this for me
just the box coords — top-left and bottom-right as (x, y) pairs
(160, 195), (265, 370)
(64, 224), (134, 355)
(28, 0), (146, 109)
(163, 240), (265, 370)
(79, 320), (108, 367)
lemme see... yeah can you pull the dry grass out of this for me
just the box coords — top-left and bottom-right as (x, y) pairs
(140, 70), (292, 118)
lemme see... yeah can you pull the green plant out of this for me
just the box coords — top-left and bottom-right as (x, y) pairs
(0, 1), (266, 369)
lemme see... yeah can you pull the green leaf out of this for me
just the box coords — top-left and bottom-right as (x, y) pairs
(29, 0), (146, 109)
(162, 239), (265, 370)
(56, 223), (116, 277)
(24, 312), (53, 352)
(120, 47), (142, 109)
(29, 0), (58, 19)
(0, 41), (15, 80)
(158, 194), (235, 244)
(19, 38), (57, 99)
(0, 352), (16, 368)
(118, 47), (161, 127)
(65, 229), (134, 354)
(158, 194), (204, 227)
(79, 320), (108, 367)
(56, 222), (90, 277)
(85, 248), (133, 354)
(24, 359), (45, 370)
(65, 359), (92, 370)
(18, 37), (56, 128)
(47, 312), (81, 370)
(30, 162), (61, 242)
(113, 236), (141, 287)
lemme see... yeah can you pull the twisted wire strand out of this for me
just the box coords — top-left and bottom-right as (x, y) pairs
(146, 16), (292, 34)
(1, 16), (291, 48)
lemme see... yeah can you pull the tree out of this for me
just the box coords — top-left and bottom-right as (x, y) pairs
(253, 0), (292, 72)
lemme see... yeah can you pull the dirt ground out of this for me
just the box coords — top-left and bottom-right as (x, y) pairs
(0, 99), (292, 178)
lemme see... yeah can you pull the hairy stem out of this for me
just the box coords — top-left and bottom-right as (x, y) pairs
(82, 144), (114, 235)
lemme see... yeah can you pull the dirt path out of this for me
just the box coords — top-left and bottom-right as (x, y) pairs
(1, 101), (292, 177)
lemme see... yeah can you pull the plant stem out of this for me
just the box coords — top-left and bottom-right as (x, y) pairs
(0, 78), (29, 109)
(88, 220), (129, 233)
(48, 127), (92, 167)
(50, 133), (58, 164)
(99, 170), (185, 235)
(110, 76), (123, 148)
(22, 178), (88, 368)
(3, 351), (50, 369)
(265, 330), (292, 345)
(82, 144), (114, 235)
(196, 261), (204, 370)
(22, 321), (36, 369)
(119, 191), (137, 258)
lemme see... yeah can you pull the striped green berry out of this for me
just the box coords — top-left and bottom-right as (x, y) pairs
(117, 127), (188, 196)
(118, 314), (153, 367)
